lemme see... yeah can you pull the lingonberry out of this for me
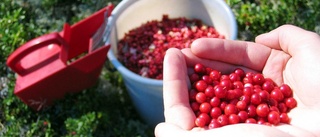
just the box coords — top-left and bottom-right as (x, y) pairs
(195, 117), (207, 127)
(256, 103), (270, 117)
(195, 80), (208, 92)
(214, 85), (227, 98)
(258, 90), (270, 102)
(236, 100), (247, 110)
(209, 70), (221, 81)
(208, 119), (221, 129)
(190, 102), (200, 112)
(228, 114), (240, 124)
(229, 73), (240, 82)
(270, 89), (284, 102)
(253, 73), (265, 85)
(250, 93), (262, 105)
(245, 118), (257, 124)
(210, 107), (222, 119)
(202, 75), (213, 84)
(280, 113), (290, 124)
(285, 97), (297, 109)
(210, 97), (220, 107)
(220, 79), (232, 90)
(234, 68), (245, 79)
(194, 63), (206, 75)
(224, 104), (238, 115)
(280, 84), (293, 98)
(217, 115), (229, 126)
(189, 73), (200, 83)
(195, 92), (207, 103)
(262, 80), (275, 92)
(238, 111), (249, 122)
(267, 111), (280, 125)
(204, 85), (215, 98)
(199, 102), (212, 113)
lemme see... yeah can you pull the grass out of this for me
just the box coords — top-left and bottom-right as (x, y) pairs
(1, 0), (320, 136)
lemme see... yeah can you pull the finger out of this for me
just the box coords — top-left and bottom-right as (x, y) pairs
(189, 38), (271, 72)
(163, 48), (196, 130)
(255, 24), (320, 56)
(181, 48), (259, 74)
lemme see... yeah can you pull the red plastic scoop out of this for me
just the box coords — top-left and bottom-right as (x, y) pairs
(6, 5), (113, 110)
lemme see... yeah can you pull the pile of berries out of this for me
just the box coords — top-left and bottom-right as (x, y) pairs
(189, 63), (297, 129)
(117, 15), (224, 79)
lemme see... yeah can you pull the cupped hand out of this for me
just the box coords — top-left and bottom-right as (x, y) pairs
(155, 25), (320, 137)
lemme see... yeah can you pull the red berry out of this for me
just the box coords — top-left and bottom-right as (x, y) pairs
(210, 97), (220, 107)
(189, 73), (200, 83)
(238, 111), (249, 122)
(258, 90), (270, 102)
(204, 85), (215, 98)
(262, 81), (275, 92)
(209, 70), (221, 81)
(224, 104), (238, 115)
(236, 100), (247, 110)
(229, 73), (240, 82)
(210, 107), (222, 119)
(245, 118), (257, 124)
(189, 89), (197, 101)
(270, 89), (284, 102)
(228, 114), (240, 124)
(202, 75), (212, 84)
(199, 102), (212, 113)
(253, 73), (265, 85)
(268, 111), (280, 125)
(214, 85), (227, 98)
(220, 79), (232, 90)
(251, 93), (262, 105)
(190, 102), (200, 112)
(256, 103), (270, 117)
(194, 63), (206, 74)
(217, 115), (229, 126)
(280, 84), (293, 97)
(280, 113), (290, 124)
(195, 117), (207, 127)
(234, 68), (245, 79)
(208, 119), (221, 129)
(195, 92), (207, 103)
(195, 80), (208, 92)
(285, 97), (297, 109)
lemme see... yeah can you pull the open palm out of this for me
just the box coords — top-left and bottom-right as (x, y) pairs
(155, 25), (320, 137)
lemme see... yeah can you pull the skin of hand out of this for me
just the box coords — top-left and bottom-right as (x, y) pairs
(154, 25), (320, 137)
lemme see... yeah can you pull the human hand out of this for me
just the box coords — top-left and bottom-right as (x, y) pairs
(155, 25), (320, 137)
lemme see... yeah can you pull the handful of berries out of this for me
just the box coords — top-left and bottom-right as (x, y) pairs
(188, 63), (297, 129)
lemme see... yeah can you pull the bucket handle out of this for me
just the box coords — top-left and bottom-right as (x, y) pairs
(7, 32), (69, 75)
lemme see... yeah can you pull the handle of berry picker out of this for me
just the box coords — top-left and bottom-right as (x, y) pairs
(6, 32), (69, 75)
